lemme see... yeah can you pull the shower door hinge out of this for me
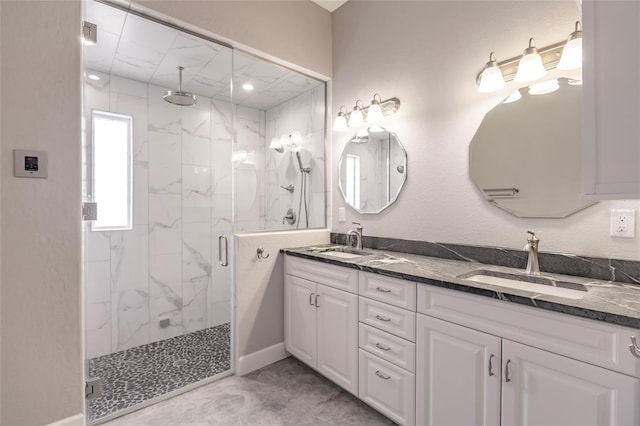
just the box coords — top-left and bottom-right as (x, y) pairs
(82, 202), (98, 221)
(85, 378), (102, 400)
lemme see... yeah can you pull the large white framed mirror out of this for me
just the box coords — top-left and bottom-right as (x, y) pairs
(338, 127), (407, 214)
(470, 77), (596, 218)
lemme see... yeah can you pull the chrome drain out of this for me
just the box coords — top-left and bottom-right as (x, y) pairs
(172, 359), (188, 367)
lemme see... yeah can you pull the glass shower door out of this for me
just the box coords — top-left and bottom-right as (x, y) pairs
(82, 0), (234, 421)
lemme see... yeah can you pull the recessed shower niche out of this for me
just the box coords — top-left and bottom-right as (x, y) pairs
(81, 0), (326, 421)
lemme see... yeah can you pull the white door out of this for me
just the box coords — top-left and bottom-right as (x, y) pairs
(416, 314), (501, 426)
(316, 284), (358, 395)
(284, 275), (317, 368)
(502, 340), (639, 426)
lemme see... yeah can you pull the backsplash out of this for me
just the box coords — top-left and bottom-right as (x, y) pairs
(331, 233), (640, 286)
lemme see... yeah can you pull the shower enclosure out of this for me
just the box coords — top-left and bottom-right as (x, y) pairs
(81, 0), (325, 422)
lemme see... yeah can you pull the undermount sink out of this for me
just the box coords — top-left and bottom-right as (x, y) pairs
(307, 246), (374, 259)
(458, 270), (588, 300)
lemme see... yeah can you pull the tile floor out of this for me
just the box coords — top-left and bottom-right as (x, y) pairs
(103, 357), (395, 426)
(89, 323), (231, 421)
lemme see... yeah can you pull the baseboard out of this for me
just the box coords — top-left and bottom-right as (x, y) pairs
(46, 414), (84, 426)
(236, 342), (289, 376)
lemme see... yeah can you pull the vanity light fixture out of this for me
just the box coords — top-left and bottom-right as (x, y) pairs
(477, 52), (506, 93)
(270, 131), (304, 153)
(528, 79), (559, 95)
(476, 21), (582, 93)
(557, 21), (582, 70)
(347, 100), (365, 127)
(514, 38), (547, 82)
(366, 94), (385, 123)
(333, 94), (401, 131)
(333, 107), (349, 131)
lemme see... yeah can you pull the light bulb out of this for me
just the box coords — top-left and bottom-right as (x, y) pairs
(333, 107), (348, 131)
(557, 21), (582, 70)
(477, 52), (506, 93)
(269, 137), (284, 153)
(514, 38), (547, 83)
(290, 131), (302, 143)
(348, 101), (365, 127)
(366, 94), (384, 123)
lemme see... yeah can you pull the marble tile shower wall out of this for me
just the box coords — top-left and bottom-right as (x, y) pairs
(84, 72), (234, 359)
(265, 85), (325, 230)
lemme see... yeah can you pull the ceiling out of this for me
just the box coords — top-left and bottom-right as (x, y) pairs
(311, 0), (348, 12)
(83, 1), (322, 110)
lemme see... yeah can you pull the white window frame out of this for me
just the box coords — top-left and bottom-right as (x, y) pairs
(91, 110), (133, 231)
(346, 153), (361, 210)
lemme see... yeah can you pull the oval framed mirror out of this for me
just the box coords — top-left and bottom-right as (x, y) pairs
(338, 127), (407, 214)
(469, 77), (596, 218)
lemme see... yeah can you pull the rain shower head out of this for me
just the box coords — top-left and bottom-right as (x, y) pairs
(163, 66), (197, 106)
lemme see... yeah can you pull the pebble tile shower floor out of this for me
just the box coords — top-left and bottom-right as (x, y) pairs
(88, 323), (231, 421)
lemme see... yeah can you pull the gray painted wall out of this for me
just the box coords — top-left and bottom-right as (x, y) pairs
(331, 1), (640, 261)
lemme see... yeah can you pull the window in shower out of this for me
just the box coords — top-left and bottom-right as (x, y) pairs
(91, 110), (133, 231)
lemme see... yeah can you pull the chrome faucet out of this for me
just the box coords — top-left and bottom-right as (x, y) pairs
(348, 221), (363, 250)
(524, 230), (540, 275)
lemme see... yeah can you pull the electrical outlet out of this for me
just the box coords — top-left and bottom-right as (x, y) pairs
(610, 209), (635, 238)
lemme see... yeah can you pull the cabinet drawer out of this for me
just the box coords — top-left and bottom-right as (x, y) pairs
(359, 297), (416, 342)
(359, 323), (415, 372)
(359, 272), (416, 310)
(359, 349), (415, 426)
(418, 284), (640, 377)
(285, 255), (358, 293)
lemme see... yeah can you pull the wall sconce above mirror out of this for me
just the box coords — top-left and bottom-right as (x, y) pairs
(333, 94), (401, 131)
(338, 127), (407, 214)
(477, 21), (582, 93)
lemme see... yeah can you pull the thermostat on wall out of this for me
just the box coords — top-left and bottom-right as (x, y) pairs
(14, 149), (48, 178)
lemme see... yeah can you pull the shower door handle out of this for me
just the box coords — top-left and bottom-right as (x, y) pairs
(218, 234), (229, 267)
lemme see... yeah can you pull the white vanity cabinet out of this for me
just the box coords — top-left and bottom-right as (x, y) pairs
(416, 285), (640, 426)
(582, 0), (640, 198)
(284, 257), (359, 395)
(358, 272), (416, 425)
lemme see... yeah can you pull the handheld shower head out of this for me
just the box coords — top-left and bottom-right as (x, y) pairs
(296, 151), (311, 173)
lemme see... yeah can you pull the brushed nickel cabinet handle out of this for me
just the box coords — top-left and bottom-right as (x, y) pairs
(376, 287), (392, 293)
(315, 294), (320, 308)
(488, 354), (495, 377)
(505, 359), (512, 383)
(375, 314), (391, 322)
(630, 336), (640, 358)
(309, 293), (315, 306)
(375, 370), (391, 380)
(375, 342), (391, 351)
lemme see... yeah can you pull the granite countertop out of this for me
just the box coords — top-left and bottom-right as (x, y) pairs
(282, 244), (640, 329)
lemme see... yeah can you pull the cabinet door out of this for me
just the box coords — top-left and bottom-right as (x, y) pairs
(582, 0), (640, 198)
(502, 340), (639, 426)
(284, 275), (317, 368)
(316, 283), (358, 395)
(416, 314), (501, 426)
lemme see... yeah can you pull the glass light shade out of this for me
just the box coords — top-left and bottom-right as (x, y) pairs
(478, 66), (506, 93)
(290, 131), (303, 143)
(514, 52), (546, 82)
(279, 134), (289, 145)
(348, 108), (364, 127)
(502, 90), (522, 104)
(333, 115), (348, 131)
(368, 125), (385, 132)
(366, 103), (384, 123)
(269, 137), (284, 152)
(557, 38), (582, 70)
(528, 79), (559, 95)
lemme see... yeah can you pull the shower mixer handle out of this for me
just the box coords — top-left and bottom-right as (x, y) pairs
(283, 208), (296, 225)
